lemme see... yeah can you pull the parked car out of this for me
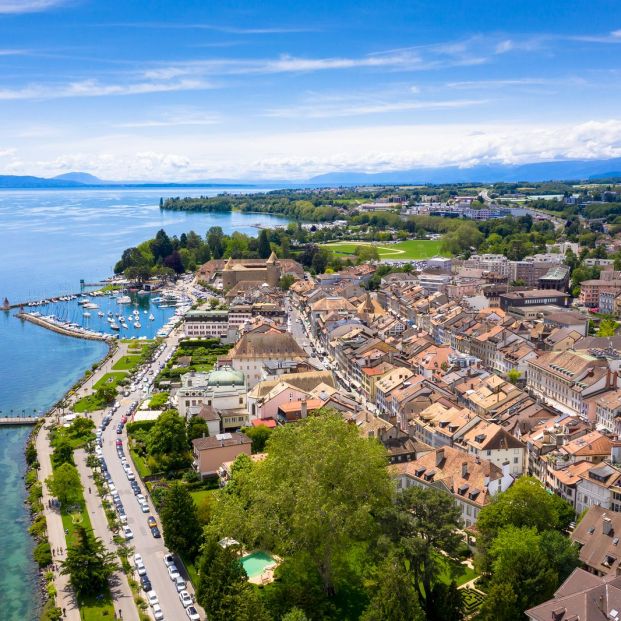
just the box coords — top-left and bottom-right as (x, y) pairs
(147, 516), (157, 528)
(147, 590), (159, 607)
(186, 605), (200, 621)
(174, 575), (186, 592)
(179, 590), (193, 608)
(123, 526), (134, 540)
(167, 564), (180, 580)
(163, 553), (175, 567)
(152, 604), (164, 621)
(140, 575), (152, 592)
(151, 525), (161, 538)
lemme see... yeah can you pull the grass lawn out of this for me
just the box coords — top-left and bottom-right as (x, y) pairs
(112, 355), (142, 372)
(73, 395), (106, 413)
(61, 501), (93, 547)
(79, 591), (116, 620)
(190, 489), (217, 507)
(93, 372), (127, 390)
(322, 239), (446, 260)
(438, 561), (478, 587)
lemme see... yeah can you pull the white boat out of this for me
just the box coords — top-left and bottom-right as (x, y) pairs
(134, 321), (141, 328)
(97, 311), (104, 317)
(84, 302), (99, 309)
(83, 311), (91, 318)
(117, 295), (131, 304)
(110, 322), (120, 330)
(143, 310), (147, 314)
(148, 314), (155, 321)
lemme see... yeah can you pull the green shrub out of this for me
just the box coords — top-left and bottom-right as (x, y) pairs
(33, 541), (52, 567)
(29, 514), (47, 539)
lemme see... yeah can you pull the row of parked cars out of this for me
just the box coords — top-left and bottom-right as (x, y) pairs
(135, 552), (200, 620)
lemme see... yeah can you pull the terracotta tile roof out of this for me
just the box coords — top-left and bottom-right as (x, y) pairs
(390, 446), (503, 507)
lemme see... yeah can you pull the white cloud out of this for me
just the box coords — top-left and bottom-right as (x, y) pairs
(0, 0), (69, 13)
(6, 119), (621, 181)
(0, 78), (213, 100)
(265, 98), (488, 119)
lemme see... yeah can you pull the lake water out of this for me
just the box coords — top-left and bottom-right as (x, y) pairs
(0, 187), (287, 620)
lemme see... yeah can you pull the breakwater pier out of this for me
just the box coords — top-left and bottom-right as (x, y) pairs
(17, 312), (114, 342)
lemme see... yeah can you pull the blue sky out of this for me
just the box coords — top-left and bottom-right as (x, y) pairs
(0, 0), (620, 180)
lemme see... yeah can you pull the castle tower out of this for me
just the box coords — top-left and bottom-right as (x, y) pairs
(266, 251), (279, 286)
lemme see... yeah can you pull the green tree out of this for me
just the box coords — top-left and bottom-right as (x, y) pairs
(597, 317), (619, 337)
(279, 274), (296, 291)
(355, 245), (380, 262)
(95, 383), (117, 406)
(476, 476), (574, 549)
(506, 368), (521, 385)
(478, 582), (520, 621)
(242, 424), (272, 453)
(387, 486), (463, 617)
(160, 482), (203, 560)
(282, 608), (309, 621)
(187, 415), (210, 443)
(197, 539), (271, 621)
(51, 436), (75, 467)
(151, 228), (173, 262)
(60, 526), (118, 596)
(208, 412), (392, 596)
(147, 409), (188, 461)
(46, 462), (82, 506)
(207, 226), (225, 259)
(257, 230), (272, 259)
(486, 526), (561, 612)
(361, 553), (424, 621)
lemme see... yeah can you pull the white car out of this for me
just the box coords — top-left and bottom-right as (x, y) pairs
(168, 564), (180, 580)
(174, 575), (186, 592)
(134, 554), (146, 576)
(126, 471), (135, 481)
(186, 606), (200, 621)
(136, 494), (147, 504)
(152, 604), (164, 620)
(140, 502), (150, 513)
(163, 553), (175, 567)
(147, 590), (159, 607)
(179, 590), (193, 608)
(123, 526), (134, 540)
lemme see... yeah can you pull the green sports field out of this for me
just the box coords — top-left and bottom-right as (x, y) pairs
(322, 239), (446, 260)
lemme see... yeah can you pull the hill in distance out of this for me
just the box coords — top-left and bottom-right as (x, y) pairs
(2, 157), (621, 188)
(308, 157), (621, 185)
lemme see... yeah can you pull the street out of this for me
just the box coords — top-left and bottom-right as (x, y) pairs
(97, 330), (201, 621)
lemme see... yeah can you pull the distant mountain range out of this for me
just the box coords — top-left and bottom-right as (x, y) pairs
(1, 158), (621, 189)
(307, 158), (621, 185)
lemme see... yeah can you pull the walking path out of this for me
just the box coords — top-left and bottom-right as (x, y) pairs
(35, 424), (81, 621)
(75, 449), (140, 621)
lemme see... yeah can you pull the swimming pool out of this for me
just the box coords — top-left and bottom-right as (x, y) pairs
(240, 551), (277, 578)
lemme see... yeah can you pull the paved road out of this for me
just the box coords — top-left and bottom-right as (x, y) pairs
(99, 330), (201, 621)
(286, 298), (324, 370)
(75, 449), (139, 621)
(35, 425), (81, 621)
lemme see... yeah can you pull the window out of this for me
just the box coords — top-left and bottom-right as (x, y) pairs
(514, 457), (518, 464)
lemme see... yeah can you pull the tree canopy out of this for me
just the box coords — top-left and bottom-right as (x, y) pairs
(160, 482), (203, 560)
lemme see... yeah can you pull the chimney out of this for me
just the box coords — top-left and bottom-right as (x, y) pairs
(461, 461), (469, 478)
(484, 475), (490, 488)
(436, 448), (445, 466)
(603, 516), (613, 536)
(301, 399), (308, 419)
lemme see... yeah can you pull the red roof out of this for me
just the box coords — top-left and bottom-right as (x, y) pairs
(251, 418), (277, 428)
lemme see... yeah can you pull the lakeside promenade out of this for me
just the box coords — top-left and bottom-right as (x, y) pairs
(34, 339), (134, 620)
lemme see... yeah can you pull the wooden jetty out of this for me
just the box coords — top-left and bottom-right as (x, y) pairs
(0, 417), (39, 426)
